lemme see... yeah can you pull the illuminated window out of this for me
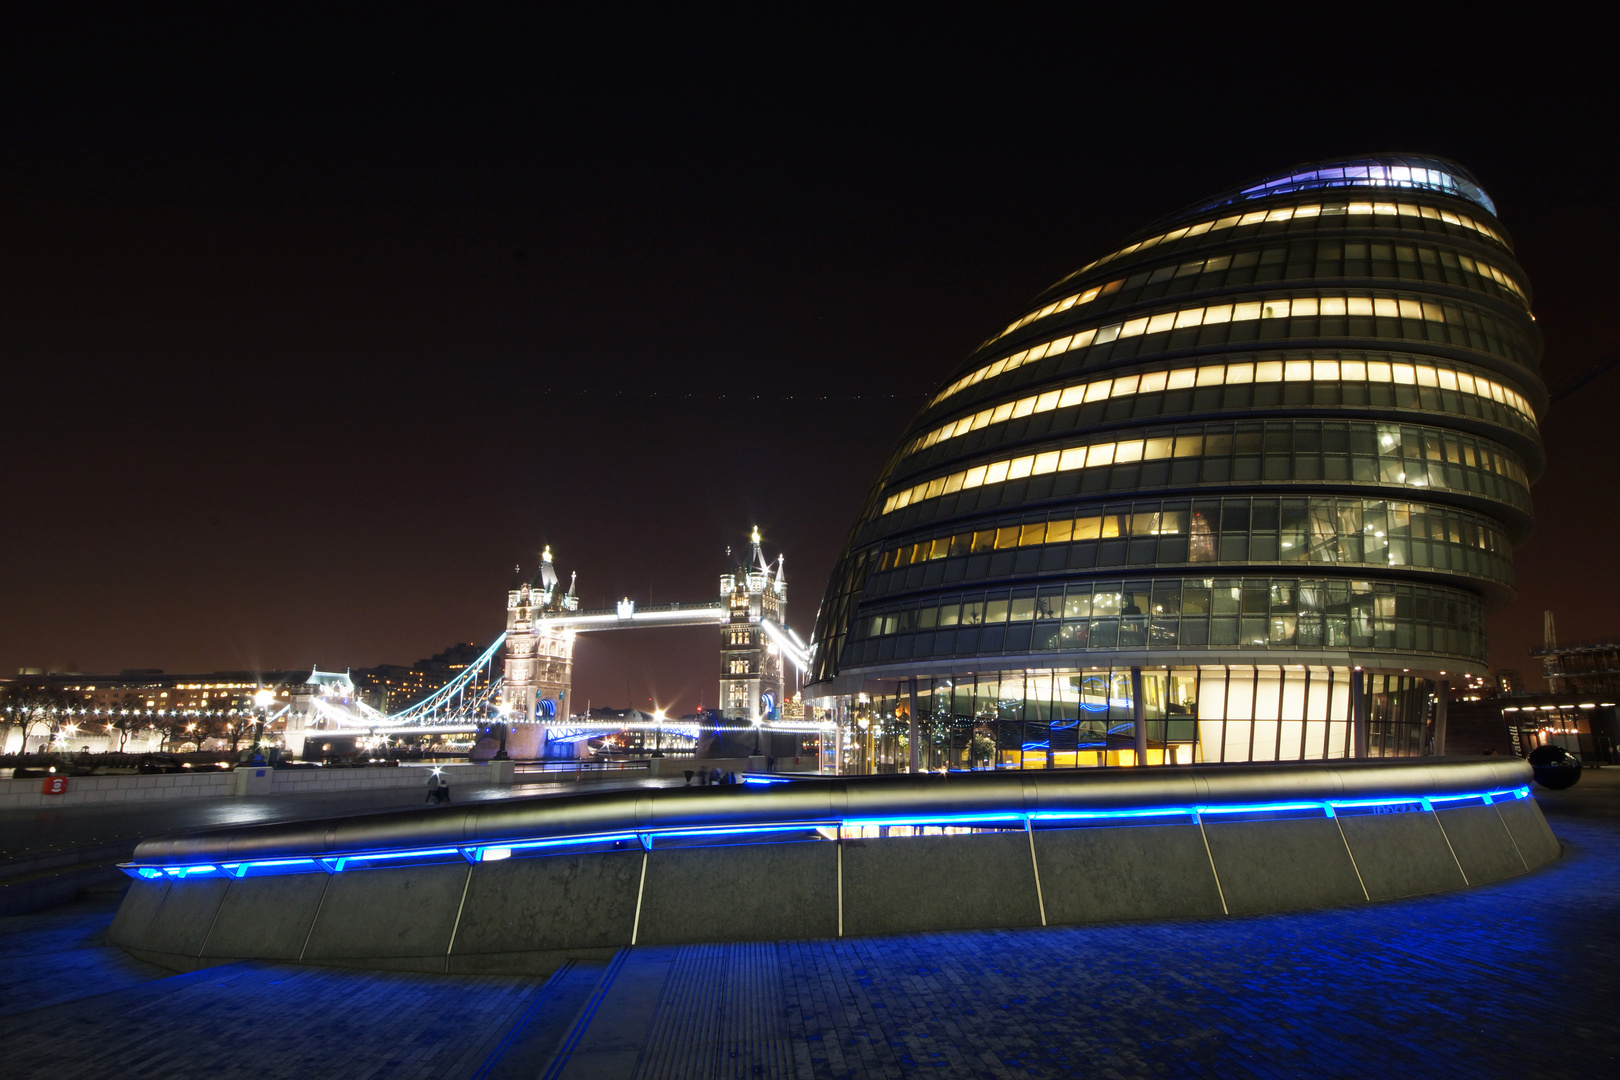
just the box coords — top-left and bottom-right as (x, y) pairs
(902, 356), (1534, 465)
(987, 240), (1523, 348)
(928, 291), (1531, 412)
(880, 422), (1528, 517)
(1051, 197), (1507, 292)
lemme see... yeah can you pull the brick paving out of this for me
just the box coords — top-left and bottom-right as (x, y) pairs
(2, 774), (1615, 1078)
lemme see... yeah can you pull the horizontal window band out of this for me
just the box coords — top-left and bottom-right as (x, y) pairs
(875, 496), (1512, 568)
(1053, 198), (1508, 295)
(930, 292), (1534, 412)
(855, 574), (1484, 633)
(906, 358), (1536, 465)
(844, 575), (1489, 666)
(880, 424), (1530, 519)
(868, 540), (1512, 598)
(991, 235), (1525, 348)
(842, 628), (1489, 667)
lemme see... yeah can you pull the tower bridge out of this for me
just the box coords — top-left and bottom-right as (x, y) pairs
(501, 529), (810, 757)
(290, 529), (818, 759)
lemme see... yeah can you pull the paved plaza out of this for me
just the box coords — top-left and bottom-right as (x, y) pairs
(0, 772), (677, 862)
(1, 773), (1614, 1078)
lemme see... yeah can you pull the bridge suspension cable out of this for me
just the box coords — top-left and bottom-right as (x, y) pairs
(759, 618), (810, 673)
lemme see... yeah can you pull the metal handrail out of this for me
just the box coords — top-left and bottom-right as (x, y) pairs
(129, 757), (1530, 866)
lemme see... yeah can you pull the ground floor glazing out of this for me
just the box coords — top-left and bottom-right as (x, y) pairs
(831, 664), (1438, 774)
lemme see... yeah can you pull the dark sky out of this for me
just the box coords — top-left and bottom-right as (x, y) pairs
(0, 12), (1613, 705)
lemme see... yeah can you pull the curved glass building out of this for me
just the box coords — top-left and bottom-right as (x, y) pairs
(807, 154), (1544, 772)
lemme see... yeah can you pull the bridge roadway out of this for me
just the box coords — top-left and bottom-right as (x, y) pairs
(0, 772), (1615, 1077)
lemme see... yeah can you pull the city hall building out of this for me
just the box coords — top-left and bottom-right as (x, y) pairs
(806, 155), (1544, 773)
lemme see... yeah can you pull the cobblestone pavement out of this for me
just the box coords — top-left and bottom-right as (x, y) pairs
(2, 773), (1614, 1079)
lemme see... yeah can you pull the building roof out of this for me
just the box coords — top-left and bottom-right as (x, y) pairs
(1170, 153), (1496, 224)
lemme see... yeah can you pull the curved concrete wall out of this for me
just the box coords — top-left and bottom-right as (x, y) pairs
(109, 760), (1560, 975)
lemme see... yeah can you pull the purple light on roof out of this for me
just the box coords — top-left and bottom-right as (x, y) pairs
(1193, 156), (1496, 217)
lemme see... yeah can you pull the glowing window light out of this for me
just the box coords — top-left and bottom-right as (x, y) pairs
(1053, 196), (1506, 293)
(881, 421), (1528, 517)
(927, 290), (1530, 412)
(1229, 162), (1496, 215)
(903, 357), (1534, 464)
(991, 249), (1523, 349)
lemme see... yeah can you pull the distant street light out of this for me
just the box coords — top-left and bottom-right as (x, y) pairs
(250, 688), (277, 761)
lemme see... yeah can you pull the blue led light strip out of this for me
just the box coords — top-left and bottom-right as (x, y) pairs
(120, 786), (1531, 880)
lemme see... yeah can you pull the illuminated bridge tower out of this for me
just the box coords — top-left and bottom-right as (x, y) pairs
(503, 546), (578, 757)
(719, 528), (788, 723)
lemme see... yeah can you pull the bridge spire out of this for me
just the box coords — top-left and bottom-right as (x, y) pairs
(751, 526), (769, 572)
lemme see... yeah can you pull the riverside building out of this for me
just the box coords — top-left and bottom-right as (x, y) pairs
(806, 155), (1544, 772)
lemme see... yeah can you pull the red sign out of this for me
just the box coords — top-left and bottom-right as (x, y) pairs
(42, 776), (69, 795)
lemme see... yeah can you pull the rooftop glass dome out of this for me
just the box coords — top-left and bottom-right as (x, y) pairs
(1178, 153), (1496, 220)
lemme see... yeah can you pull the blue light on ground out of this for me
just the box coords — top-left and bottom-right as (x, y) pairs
(120, 786), (1532, 880)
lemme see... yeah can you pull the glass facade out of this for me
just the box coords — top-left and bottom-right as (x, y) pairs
(848, 576), (1484, 662)
(840, 666), (1439, 774)
(809, 154), (1544, 769)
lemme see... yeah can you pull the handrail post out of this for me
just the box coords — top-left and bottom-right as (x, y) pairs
(1432, 680), (1449, 756)
(1352, 669), (1369, 759)
(908, 678), (920, 773)
(1131, 667), (1147, 767)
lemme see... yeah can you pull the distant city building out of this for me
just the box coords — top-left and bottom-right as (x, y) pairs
(1474, 611), (1620, 764)
(4, 669), (302, 712)
(1500, 697), (1619, 763)
(351, 642), (488, 712)
(1535, 645), (1620, 696)
(0, 669), (305, 753)
(807, 154), (1544, 771)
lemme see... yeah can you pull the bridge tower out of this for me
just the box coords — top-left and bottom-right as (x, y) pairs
(502, 546), (578, 757)
(718, 527), (787, 723)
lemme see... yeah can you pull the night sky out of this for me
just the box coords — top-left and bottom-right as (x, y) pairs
(1, 13), (1613, 706)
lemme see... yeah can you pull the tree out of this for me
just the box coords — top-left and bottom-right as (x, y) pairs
(106, 694), (147, 753)
(153, 712), (191, 753)
(0, 684), (74, 754)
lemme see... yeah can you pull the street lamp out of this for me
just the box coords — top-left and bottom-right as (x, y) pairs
(251, 688), (276, 761)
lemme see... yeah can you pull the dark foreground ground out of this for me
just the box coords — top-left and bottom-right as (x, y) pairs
(1, 772), (1614, 1079)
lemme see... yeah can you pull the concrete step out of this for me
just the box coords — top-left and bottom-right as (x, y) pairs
(0, 839), (141, 916)
(535, 944), (794, 1080)
(469, 958), (608, 1080)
